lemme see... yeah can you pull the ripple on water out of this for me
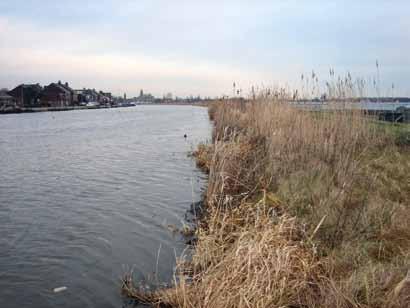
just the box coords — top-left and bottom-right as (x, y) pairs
(0, 106), (211, 308)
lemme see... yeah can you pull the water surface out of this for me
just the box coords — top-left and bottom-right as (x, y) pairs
(297, 101), (410, 110)
(0, 105), (211, 307)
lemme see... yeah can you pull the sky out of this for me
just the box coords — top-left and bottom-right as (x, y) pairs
(0, 0), (409, 97)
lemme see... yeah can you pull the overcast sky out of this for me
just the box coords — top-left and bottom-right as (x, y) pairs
(0, 0), (409, 97)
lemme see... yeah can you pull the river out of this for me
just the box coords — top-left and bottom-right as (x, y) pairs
(0, 105), (211, 308)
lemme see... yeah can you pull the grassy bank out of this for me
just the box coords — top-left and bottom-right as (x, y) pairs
(124, 97), (409, 307)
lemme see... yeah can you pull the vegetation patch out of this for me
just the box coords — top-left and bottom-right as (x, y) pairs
(124, 97), (410, 307)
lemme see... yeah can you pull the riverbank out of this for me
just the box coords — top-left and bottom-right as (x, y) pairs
(0, 105), (110, 114)
(0, 102), (210, 115)
(123, 98), (410, 308)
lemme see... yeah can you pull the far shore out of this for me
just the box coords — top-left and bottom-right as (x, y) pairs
(0, 102), (210, 115)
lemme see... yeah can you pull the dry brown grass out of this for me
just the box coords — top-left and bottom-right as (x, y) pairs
(192, 143), (214, 174)
(124, 96), (410, 307)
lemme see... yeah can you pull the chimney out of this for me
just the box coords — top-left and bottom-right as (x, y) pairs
(58, 80), (61, 85)
(65, 82), (68, 87)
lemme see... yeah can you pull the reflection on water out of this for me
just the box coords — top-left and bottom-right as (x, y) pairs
(0, 106), (211, 308)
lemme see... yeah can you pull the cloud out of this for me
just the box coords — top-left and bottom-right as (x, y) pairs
(0, 17), (278, 96)
(0, 1), (409, 96)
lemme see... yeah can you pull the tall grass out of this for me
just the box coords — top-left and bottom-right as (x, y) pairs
(124, 93), (410, 307)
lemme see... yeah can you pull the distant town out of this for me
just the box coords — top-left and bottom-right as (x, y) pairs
(1, 80), (410, 118)
(0, 81), (211, 113)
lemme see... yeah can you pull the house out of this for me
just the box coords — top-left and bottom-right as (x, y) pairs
(74, 89), (87, 105)
(74, 88), (109, 105)
(41, 81), (74, 107)
(82, 88), (100, 103)
(98, 91), (113, 105)
(8, 84), (43, 108)
(0, 90), (17, 111)
(59, 81), (78, 105)
(101, 92), (112, 100)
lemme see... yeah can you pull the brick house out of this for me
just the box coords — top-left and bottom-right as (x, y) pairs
(8, 84), (43, 108)
(0, 90), (17, 111)
(41, 81), (75, 107)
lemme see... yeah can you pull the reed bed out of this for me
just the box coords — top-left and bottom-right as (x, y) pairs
(124, 94), (410, 307)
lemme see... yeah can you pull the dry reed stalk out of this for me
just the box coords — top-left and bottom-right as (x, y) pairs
(124, 96), (410, 308)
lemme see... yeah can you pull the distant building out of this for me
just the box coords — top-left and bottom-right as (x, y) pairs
(59, 82), (77, 105)
(99, 91), (113, 105)
(73, 89), (112, 105)
(8, 84), (43, 108)
(137, 89), (155, 103)
(74, 89), (87, 104)
(100, 92), (112, 100)
(0, 90), (17, 111)
(82, 89), (100, 103)
(40, 81), (74, 107)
